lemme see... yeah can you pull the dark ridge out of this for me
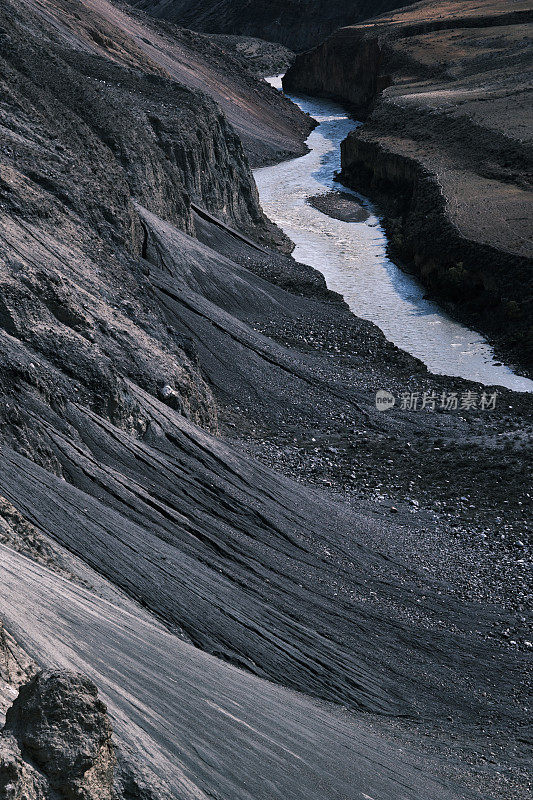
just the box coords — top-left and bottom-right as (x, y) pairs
(123, 0), (412, 51)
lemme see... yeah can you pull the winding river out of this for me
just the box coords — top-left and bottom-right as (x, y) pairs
(254, 76), (533, 392)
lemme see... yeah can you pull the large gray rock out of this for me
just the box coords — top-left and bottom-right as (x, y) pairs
(0, 668), (171, 800)
(3, 671), (115, 800)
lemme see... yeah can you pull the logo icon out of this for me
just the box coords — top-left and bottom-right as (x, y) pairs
(375, 390), (395, 411)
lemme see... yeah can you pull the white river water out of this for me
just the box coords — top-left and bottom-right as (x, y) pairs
(254, 76), (533, 392)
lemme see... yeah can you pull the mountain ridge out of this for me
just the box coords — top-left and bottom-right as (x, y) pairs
(123, 0), (412, 51)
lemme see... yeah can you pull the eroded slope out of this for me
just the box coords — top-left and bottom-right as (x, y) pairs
(124, 0), (412, 51)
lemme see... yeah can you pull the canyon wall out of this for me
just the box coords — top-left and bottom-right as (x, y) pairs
(0, 2), (531, 798)
(284, 0), (533, 369)
(0, 0), (314, 469)
(284, 26), (386, 113)
(341, 133), (533, 363)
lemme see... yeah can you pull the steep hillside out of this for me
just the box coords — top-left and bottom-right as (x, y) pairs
(0, 1), (531, 798)
(124, 0), (411, 51)
(284, 0), (533, 369)
(206, 34), (295, 76)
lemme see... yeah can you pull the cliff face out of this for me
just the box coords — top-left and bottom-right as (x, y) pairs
(2, 0), (294, 231)
(0, 0), (217, 448)
(285, 0), (533, 369)
(0, 0), (314, 468)
(124, 0), (410, 51)
(119, 16), (315, 167)
(284, 1), (533, 106)
(284, 26), (386, 112)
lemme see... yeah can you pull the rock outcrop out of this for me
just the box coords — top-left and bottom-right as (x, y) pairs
(284, 0), (533, 369)
(124, 0), (411, 51)
(0, 623), (37, 726)
(206, 34), (295, 76)
(3, 671), (116, 800)
(0, 669), (165, 800)
(0, 734), (49, 800)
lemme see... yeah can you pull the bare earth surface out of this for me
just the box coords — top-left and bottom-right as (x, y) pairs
(122, 0), (412, 51)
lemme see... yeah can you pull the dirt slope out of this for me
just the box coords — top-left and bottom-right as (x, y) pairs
(0, 1), (531, 798)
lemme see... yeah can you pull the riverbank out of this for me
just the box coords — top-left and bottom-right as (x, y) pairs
(284, 0), (533, 374)
(191, 205), (532, 800)
(255, 87), (533, 390)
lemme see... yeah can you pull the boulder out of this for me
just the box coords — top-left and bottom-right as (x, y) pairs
(3, 671), (115, 800)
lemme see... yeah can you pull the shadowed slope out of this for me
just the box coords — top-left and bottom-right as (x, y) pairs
(0, 335), (524, 728)
(124, 0), (411, 51)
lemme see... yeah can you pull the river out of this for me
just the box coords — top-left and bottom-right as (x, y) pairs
(254, 76), (533, 392)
